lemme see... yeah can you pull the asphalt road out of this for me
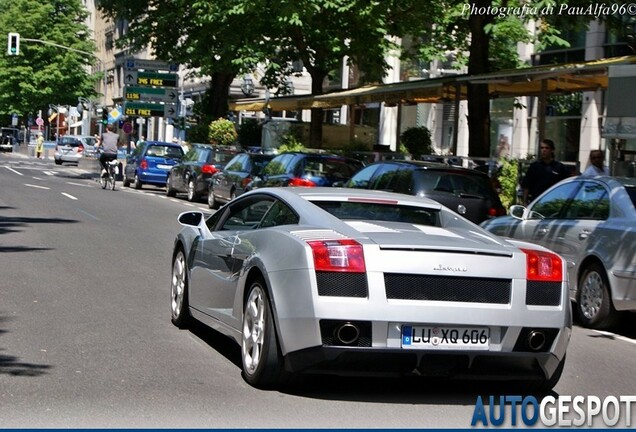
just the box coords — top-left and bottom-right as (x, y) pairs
(1, 152), (635, 428)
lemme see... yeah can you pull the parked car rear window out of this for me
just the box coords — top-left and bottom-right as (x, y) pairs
(312, 200), (441, 227)
(146, 145), (183, 158)
(413, 170), (493, 198)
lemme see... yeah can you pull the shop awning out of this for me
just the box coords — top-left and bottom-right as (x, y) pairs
(228, 55), (636, 112)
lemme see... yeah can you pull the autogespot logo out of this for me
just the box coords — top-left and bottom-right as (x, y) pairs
(471, 395), (636, 427)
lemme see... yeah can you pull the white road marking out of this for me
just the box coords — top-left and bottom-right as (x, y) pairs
(25, 183), (50, 190)
(61, 192), (78, 200)
(43, 171), (55, 176)
(32, 176), (44, 181)
(591, 329), (636, 346)
(66, 181), (92, 187)
(4, 166), (23, 175)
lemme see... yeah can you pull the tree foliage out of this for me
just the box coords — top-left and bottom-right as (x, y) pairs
(0, 0), (99, 126)
(413, 0), (598, 157)
(400, 126), (433, 157)
(96, 0), (439, 147)
(208, 118), (237, 146)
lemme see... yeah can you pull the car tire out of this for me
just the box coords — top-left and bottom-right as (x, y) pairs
(166, 174), (176, 197)
(54, 159), (62, 165)
(207, 186), (218, 209)
(171, 248), (191, 329)
(187, 179), (199, 202)
(123, 174), (130, 187)
(134, 173), (142, 189)
(241, 279), (288, 389)
(577, 263), (618, 329)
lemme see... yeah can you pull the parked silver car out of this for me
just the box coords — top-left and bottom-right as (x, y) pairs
(171, 187), (570, 391)
(481, 176), (636, 329)
(54, 135), (97, 165)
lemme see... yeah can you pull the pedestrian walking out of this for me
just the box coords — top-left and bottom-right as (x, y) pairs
(521, 138), (569, 205)
(581, 149), (609, 176)
(35, 132), (44, 158)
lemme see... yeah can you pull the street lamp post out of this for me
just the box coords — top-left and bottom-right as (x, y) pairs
(77, 97), (99, 136)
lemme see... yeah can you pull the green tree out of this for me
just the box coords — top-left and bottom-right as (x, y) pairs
(414, 0), (597, 157)
(208, 118), (237, 146)
(400, 126), (432, 157)
(96, 0), (439, 147)
(0, 0), (99, 126)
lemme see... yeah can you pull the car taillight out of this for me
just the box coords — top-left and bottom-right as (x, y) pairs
(201, 164), (217, 175)
(140, 159), (148, 169)
(78, 144), (84, 153)
(489, 206), (506, 217)
(521, 248), (562, 282)
(242, 177), (252, 188)
(307, 239), (366, 272)
(289, 177), (317, 187)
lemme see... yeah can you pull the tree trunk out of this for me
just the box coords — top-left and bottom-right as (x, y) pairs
(204, 72), (235, 120)
(308, 70), (327, 148)
(466, 0), (494, 158)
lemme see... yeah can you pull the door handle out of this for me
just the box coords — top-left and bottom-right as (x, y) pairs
(538, 228), (549, 234)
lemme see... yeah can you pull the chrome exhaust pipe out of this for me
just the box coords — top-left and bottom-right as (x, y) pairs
(527, 330), (546, 351)
(334, 322), (360, 345)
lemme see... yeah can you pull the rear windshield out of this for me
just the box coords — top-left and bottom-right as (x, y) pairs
(146, 145), (183, 159)
(302, 157), (363, 180)
(208, 151), (237, 165)
(312, 200), (441, 227)
(414, 170), (493, 198)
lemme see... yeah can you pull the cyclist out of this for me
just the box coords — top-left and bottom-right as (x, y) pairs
(99, 123), (119, 174)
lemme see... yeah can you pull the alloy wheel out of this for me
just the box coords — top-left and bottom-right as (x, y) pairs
(242, 286), (266, 375)
(171, 251), (186, 320)
(579, 271), (603, 320)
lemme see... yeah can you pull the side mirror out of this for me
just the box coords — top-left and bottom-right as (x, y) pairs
(509, 205), (526, 220)
(178, 211), (203, 227)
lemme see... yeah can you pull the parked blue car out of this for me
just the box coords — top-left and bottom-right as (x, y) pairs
(123, 141), (184, 189)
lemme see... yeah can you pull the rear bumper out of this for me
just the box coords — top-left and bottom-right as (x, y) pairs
(284, 344), (565, 381)
(139, 170), (170, 185)
(54, 152), (82, 162)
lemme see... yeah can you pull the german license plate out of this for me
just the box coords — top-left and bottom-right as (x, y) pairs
(157, 164), (171, 169)
(401, 325), (489, 350)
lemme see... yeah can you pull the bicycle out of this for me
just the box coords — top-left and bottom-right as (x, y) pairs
(100, 158), (118, 190)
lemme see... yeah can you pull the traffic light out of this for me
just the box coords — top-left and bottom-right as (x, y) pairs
(7, 32), (19, 56)
(102, 108), (108, 125)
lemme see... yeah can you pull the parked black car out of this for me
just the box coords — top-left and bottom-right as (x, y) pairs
(166, 144), (239, 202)
(208, 152), (275, 208)
(344, 160), (506, 224)
(248, 152), (364, 189)
(123, 141), (184, 189)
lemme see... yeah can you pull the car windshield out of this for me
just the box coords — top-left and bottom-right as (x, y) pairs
(312, 200), (441, 227)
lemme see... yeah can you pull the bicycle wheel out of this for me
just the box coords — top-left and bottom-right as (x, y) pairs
(110, 173), (116, 190)
(100, 172), (107, 189)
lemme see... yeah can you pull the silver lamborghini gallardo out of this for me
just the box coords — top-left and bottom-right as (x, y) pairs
(171, 187), (571, 390)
